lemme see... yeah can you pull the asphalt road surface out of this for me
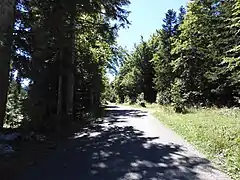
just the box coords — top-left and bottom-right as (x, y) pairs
(17, 105), (231, 180)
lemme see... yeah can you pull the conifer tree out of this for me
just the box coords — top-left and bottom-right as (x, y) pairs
(153, 9), (178, 104)
(0, 0), (16, 128)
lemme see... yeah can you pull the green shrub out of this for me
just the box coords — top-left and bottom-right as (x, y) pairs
(170, 78), (186, 113)
(156, 90), (171, 105)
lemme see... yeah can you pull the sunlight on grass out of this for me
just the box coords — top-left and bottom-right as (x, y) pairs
(122, 103), (240, 180)
(146, 104), (240, 180)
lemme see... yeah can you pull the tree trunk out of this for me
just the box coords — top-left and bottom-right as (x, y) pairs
(57, 53), (63, 115)
(0, 0), (16, 129)
(66, 6), (76, 121)
(55, 2), (65, 117)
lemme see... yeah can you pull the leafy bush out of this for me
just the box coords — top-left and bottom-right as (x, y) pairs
(170, 79), (186, 113)
(156, 90), (171, 105)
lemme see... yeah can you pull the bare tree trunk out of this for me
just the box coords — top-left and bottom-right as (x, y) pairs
(66, 6), (76, 121)
(0, 0), (16, 129)
(57, 53), (63, 115)
(55, 2), (65, 117)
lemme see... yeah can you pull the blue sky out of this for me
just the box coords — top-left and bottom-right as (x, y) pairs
(117, 0), (189, 51)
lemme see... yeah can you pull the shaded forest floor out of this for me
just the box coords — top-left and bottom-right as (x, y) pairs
(0, 139), (57, 180)
(121, 103), (240, 180)
(0, 120), (92, 180)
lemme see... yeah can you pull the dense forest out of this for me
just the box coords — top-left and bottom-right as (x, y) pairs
(111, 0), (240, 112)
(0, 0), (130, 131)
(1, 0), (239, 130)
(0, 0), (239, 129)
(0, 1), (239, 179)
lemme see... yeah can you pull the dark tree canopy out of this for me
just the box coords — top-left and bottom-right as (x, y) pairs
(0, 0), (130, 130)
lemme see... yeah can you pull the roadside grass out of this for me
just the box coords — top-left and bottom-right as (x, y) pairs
(120, 103), (240, 180)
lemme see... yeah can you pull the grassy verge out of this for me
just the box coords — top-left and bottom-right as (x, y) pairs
(121, 103), (240, 180)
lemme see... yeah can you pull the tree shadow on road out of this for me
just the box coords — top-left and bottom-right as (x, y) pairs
(17, 106), (216, 180)
(104, 106), (148, 118)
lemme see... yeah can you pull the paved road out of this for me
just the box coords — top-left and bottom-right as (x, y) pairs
(17, 106), (231, 180)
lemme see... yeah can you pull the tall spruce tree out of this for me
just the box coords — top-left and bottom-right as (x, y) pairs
(172, 1), (217, 107)
(141, 38), (156, 103)
(153, 9), (178, 104)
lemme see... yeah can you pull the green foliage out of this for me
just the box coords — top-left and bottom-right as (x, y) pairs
(113, 7), (186, 107)
(170, 78), (186, 113)
(0, 0), (131, 130)
(156, 91), (171, 105)
(113, 0), (240, 110)
(4, 81), (27, 128)
(153, 8), (185, 104)
(223, 0), (240, 105)
(170, 0), (239, 107)
(113, 37), (156, 103)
